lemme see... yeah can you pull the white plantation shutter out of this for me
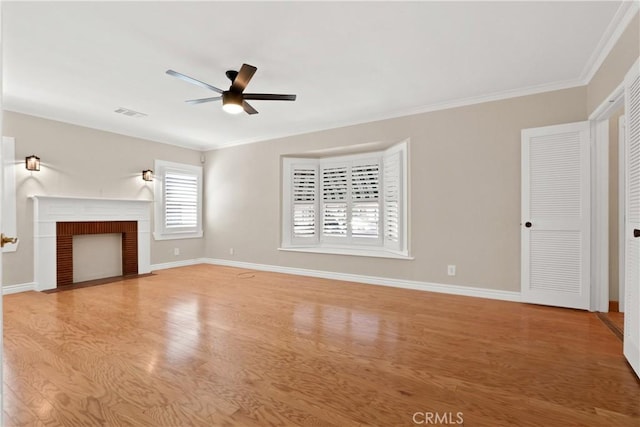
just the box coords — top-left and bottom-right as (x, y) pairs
(383, 150), (402, 251)
(165, 172), (198, 228)
(292, 165), (318, 240)
(351, 162), (379, 200)
(322, 164), (348, 237)
(154, 160), (203, 239)
(282, 140), (408, 256)
(351, 203), (379, 237)
(351, 161), (380, 240)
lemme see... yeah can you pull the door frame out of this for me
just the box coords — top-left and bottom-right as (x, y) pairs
(0, 1), (5, 423)
(619, 115), (626, 312)
(589, 80), (626, 312)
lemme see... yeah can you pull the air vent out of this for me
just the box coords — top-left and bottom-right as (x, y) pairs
(114, 107), (147, 118)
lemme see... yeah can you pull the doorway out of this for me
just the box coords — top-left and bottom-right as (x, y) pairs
(590, 58), (640, 378)
(590, 82), (624, 313)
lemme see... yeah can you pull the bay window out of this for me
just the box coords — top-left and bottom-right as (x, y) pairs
(282, 141), (408, 258)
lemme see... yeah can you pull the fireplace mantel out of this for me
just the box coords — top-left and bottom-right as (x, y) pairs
(31, 196), (152, 291)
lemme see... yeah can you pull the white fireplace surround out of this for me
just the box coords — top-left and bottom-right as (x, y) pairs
(31, 196), (152, 291)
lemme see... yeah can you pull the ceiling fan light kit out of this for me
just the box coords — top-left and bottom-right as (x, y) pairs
(167, 63), (296, 115)
(222, 91), (244, 114)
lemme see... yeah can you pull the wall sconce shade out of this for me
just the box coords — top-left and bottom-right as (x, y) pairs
(142, 170), (153, 181)
(25, 155), (40, 171)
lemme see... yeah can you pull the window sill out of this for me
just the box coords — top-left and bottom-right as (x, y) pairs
(153, 231), (203, 241)
(278, 246), (413, 260)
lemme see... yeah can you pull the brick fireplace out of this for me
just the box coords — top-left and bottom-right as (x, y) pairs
(56, 221), (139, 286)
(31, 196), (152, 291)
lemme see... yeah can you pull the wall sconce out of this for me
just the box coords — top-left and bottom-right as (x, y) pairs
(142, 170), (153, 181)
(25, 155), (40, 171)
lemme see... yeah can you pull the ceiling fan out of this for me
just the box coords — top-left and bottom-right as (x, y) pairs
(166, 63), (296, 115)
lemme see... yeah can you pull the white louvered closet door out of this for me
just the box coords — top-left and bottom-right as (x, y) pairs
(521, 121), (590, 310)
(623, 59), (640, 378)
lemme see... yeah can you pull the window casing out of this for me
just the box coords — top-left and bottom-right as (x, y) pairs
(154, 160), (203, 240)
(282, 141), (408, 257)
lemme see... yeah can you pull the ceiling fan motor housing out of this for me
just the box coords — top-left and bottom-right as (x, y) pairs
(225, 70), (239, 82)
(222, 91), (243, 105)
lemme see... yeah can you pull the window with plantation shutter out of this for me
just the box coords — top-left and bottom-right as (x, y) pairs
(351, 161), (380, 241)
(281, 140), (408, 258)
(165, 172), (198, 228)
(154, 160), (203, 240)
(383, 150), (401, 251)
(322, 164), (348, 238)
(292, 165), (318, 240)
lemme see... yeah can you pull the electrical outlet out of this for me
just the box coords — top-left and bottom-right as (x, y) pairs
(173, 247), (180, 256)
(447, 265), (456, 276)
(229, 248), (234, 255)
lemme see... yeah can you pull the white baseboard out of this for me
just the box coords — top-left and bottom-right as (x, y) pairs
(3, 259), (522, 303)
(150, 259), (201, 271)
(3, 282), (36, 295)
(2, 259), (202, 295)
(202, 258), (522, 303)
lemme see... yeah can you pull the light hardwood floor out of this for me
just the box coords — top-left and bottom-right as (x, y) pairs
(3, 264), (639, 426)
(608, 311), (625, 333)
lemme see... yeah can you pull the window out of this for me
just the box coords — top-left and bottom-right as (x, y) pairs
(154, 160), (203, 240)
(282, 141), (409, 258)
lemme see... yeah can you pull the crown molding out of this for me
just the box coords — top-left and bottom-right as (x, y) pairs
(579, 1), (639, 85)
(202, 77), (586, 151)
(203, 3), (640, 152)
(10, 4), (638, 154)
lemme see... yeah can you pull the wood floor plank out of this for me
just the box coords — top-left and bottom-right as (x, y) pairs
(2, 386), (46, 427)
(608, 311), (625, 332)
(3, 264), (639, 426)
(4, 322), (142, 426)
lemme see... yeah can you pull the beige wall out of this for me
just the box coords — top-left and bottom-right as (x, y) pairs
(587, 12), (638, 304)
(587, 13), (639, 115)
(4, 13), (635, 293)
(2, 111), (205, 285)
(73, 234), (122, 282)
(204, 87), (587, 292)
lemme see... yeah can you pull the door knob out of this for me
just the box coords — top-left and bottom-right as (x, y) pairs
(634, 229), (640, 238)
(525, 222), (532, 228)
(1, 233), (18, 248)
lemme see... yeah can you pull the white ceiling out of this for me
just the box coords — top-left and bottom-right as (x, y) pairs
(2, 1), (633, 151)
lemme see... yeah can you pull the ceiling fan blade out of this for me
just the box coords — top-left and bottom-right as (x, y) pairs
(166, 69), (224, 94)
(243, 101), (259, 115)
(231, 64), (257, 92)
(185, 96), (222, 105)
(243, 93), (297, 101)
